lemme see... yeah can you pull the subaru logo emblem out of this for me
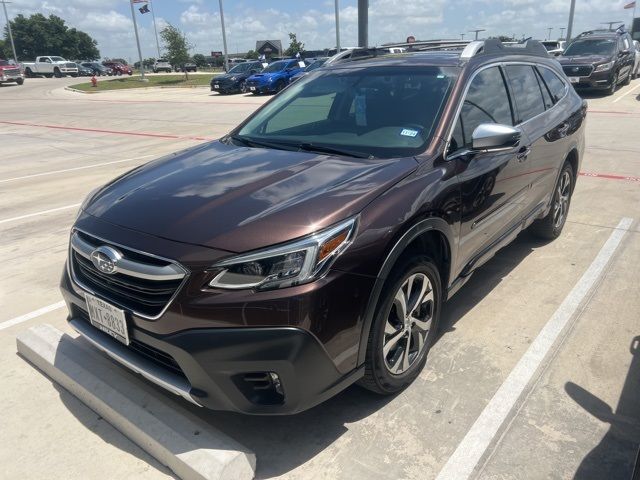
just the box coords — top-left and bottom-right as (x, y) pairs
(90, 246), (122, 275)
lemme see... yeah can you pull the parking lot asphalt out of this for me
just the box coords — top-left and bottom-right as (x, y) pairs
(1, 76), (639, 480)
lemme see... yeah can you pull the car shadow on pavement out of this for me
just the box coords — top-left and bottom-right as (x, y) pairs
(567, 335), (640, 480)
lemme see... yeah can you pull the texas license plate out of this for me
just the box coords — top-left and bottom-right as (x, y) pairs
(250, 86), (256, 91)
(569, 77), (580, 83)
(85, 292), (129, 345)
(213, 84), (219, 89)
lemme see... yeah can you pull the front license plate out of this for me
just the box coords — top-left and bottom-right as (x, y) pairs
(214, 84), (219, 89)
(85, 293), (130, 345)
(569, 77), (580, 83)
(250, 86), (256, 91)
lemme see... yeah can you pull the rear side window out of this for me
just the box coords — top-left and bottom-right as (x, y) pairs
(505, 65), (545, 124)
(534, 70), (554, 109)
(451, 66), (513, 150)
(537, 67), (567, 103)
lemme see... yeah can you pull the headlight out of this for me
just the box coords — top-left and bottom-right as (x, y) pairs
(209, 218), (357, 290)
(594, 61), (614, 72)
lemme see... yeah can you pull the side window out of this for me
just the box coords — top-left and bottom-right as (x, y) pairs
(535, 69), (554, 109)
(451, 66), (514, 150)
(537, 66), (567, 103)
(505, 65), (546, 123)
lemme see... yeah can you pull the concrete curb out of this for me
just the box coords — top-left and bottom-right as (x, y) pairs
(17, 324), (256, 480)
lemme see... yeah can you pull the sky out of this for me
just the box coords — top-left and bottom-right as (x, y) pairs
(3, 0), (637, 61)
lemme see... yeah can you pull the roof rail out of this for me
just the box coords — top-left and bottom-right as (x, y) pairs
(460, 38), (549, 60)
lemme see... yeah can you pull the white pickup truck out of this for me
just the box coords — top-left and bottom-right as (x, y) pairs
(22, 56), (79, 78)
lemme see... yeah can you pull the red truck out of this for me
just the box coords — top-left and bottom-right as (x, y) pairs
(0, 59), (24, 85)
(102, 61), (132, 76)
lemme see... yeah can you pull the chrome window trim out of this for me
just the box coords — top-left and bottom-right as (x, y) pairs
(68, 228), (190, 321)
(444, 60), (569, 158)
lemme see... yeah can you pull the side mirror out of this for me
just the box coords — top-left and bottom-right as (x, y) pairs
(471, 124), (521, 152)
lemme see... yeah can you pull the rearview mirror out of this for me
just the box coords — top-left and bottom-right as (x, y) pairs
(472, 124), (521, 152)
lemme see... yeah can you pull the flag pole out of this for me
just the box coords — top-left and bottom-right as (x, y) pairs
(129, 0), (147, 81)
(150, 0), (161, 59)
(218, 0), (229, 73)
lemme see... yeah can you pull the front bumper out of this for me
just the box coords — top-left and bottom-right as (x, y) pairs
(245, 82), (275, 94)
(61, 269), (363, 414)
(568, 69), (615, 90)
(211, 80), (241, 93)
(0, 73), (22, 83)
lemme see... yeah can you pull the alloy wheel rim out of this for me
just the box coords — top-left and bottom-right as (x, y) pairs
(553, 170), (571, 229)
(383, 273), (435, 375)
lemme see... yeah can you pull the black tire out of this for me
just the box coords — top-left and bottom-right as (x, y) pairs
(606, 72), (618, 95)
(622, 70), (632, 86)
(359, 254), (442, 395)
(16, 78), (24, 85)
(25, 68), (33, 78)
(530, 162), (574, 240)
(53, 68), (62, 78)
(275, 80), (285, 93)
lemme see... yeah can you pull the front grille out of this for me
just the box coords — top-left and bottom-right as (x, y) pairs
(562, 65), (593, 77)
(65, 63), (77, 69)
(76, 307), (186, 378)
(3, 68), (20, 76)
(70, 230), (186, 318)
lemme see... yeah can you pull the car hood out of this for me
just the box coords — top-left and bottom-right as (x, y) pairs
(214, 72), (248, 82)
(84, 141), (417, 252)
(248, 73), (281, 82)
(558, 54), (612, 65)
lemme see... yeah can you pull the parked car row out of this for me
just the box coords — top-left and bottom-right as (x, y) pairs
(20, 56), (133, 78)
(152, 59), (199, 73)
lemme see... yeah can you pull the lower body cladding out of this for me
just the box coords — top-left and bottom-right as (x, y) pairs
(59, 262), (371, 415)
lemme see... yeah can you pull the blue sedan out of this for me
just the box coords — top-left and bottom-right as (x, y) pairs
(245, 59), (305, 94)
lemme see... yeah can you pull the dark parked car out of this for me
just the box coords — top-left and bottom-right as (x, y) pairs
(210, 61), (263, 94)
(62, 39), (586, 414)
(245, 59), (305, 94)
(176, 63), (197, 73)
(289, 57), (328, 83)
(559, 27), (635, 95)
(103, 61), (132, 76)
(74, 62), (93, 77)
(81, 62), (112, 76)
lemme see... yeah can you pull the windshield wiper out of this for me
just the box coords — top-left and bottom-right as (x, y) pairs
(228, 135), (295, 152)
(294, 142), (374, 159)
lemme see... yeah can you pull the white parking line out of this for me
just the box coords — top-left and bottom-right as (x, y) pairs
(435, 217), (634, 480)
(612, 82), (640, 103)
(0, 204), (81, 225)
(0, 301), (66, 331)
(0, 154), (154, 184)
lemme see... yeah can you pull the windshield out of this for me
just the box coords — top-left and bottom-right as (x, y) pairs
(564, 39), (615, 56)
(306, 59), (327, 72)
(229, 63), (254, 73)
(542, 41), (559, 51)
(235, 66), (458, 159)
(262, 61), (288, 73)
(50, 56), (65, 62)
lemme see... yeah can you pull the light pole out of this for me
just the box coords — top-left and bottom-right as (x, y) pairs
(358, 0), (368, 47)
(129, 0), (146, 80)
(218, 0), (229, 72)
(547, 27), (553, 40)
(460, 33), (465, 40)
(559, 27), (565, 40)
(334, 0), (341, 52)
(150, 0), (161, 58)
(1, 0), (18, 64)
(566, 0), (576, 42)
(469, 29), (486, 40)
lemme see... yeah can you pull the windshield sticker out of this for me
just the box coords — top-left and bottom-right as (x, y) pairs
(400, 128), (419, 137)
(355, 94), (367, 126)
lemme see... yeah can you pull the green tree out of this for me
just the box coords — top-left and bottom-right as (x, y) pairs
(284, 32), (304, 57)
(5, 14), (99, 60)
(245, 49), (259, 60)
(160, 24), (191, 78)
(192, 53), (207, 67)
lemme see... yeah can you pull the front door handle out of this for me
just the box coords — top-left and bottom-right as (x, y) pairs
(516, 146), (531, 162)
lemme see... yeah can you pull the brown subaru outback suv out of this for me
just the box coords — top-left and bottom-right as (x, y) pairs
(61, 39), (586, 414)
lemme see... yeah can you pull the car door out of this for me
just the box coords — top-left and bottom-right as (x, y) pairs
(450, 65), (530, 276)
(503, 64), (563, 220)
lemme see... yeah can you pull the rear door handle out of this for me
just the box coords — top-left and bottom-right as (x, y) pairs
(516, 146), (531, 162)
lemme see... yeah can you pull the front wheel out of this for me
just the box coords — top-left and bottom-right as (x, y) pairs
(530, 162), (574, 240)
(606, 72), (618, 95)
(622, 70), (632, 86)
(53, 68), (62, 78)
(16, 78), (24, 85)
(359, 254), (442, 395)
